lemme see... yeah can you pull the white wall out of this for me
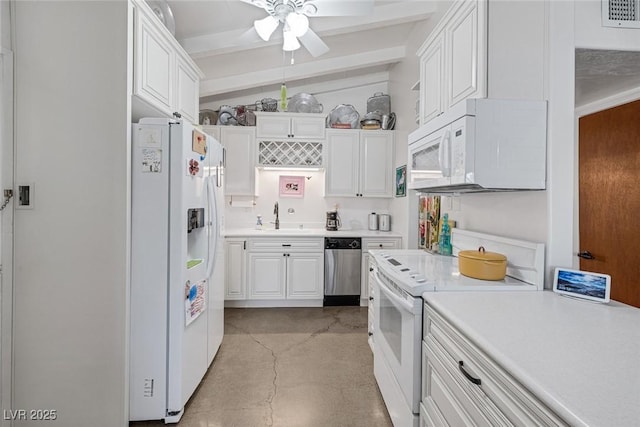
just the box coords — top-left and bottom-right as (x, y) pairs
(387, 18), (440, 248)
(546, 0), (640, 278)
(575, 0), (640, 49)
(12, 2), (129, 425)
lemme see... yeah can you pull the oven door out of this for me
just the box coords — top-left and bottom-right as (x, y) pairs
(373, 269), (423, 413)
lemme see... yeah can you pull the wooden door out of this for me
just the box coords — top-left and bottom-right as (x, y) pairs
(578, 99), (640, 307)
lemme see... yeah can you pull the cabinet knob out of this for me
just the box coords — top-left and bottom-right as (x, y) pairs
(378, 244), (383, 248)
(368, 332), (373, 337)
(369, 296), (374, 301)
(369, 267), (374, 272)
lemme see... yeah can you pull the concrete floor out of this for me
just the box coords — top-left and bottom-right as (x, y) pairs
(132, 306), (392, 427)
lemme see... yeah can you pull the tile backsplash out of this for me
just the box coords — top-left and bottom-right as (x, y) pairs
(224, 170), (392, 230)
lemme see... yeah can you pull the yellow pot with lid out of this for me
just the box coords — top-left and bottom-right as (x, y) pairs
(458, 246), (507, 280)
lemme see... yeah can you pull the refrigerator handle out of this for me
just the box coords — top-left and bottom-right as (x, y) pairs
(205, 177), (218, 279)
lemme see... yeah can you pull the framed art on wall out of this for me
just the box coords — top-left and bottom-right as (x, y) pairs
(395, 165), (406, 197)
(279, 175), (305, 198)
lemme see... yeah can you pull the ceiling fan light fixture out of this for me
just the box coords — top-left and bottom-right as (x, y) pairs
(254, 15), (279, 41)
(282, 28), (301, 51)
(285, 12), (309, 37)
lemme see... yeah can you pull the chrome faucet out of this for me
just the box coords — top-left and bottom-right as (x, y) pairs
(274, 202), (280, 230)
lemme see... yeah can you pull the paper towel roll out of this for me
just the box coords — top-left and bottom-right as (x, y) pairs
(230, 199), (255, 208)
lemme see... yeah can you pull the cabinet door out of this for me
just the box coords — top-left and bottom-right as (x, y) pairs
(446, 0), (481, 109)
(175, 55), (199, 124)
(360, 131), (394, 197)
(135, 12), (173, 114)
(325, 130), (360, 197)
(420, 32), (444, 125)
(220, 127), (256, 196)
(290, 116), (325, 139)
(256, 115), (292, 138)
(202, 125), (221, 142)
(224, 239), (246, 300)
(248, 253), (286, 299)
(287, 253), (323, 299)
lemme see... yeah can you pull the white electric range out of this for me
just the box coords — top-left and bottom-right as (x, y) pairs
(369, 230), (545, 427)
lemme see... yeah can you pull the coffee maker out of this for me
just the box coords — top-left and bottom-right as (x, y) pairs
(326, 210), (341, 231)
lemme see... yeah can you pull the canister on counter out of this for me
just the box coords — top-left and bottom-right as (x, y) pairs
(379, 214), (391, 231)
(368, 213), (378, 230)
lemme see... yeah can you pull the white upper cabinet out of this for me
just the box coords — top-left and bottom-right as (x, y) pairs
(447, 0), (484, 109)
(175, 55), (200, 124)
(133, 0), (202, 123)
(419, 33), (444, 124)
(417, 0), (486, 125)
(325, 130), (394, 198)
(219, 127), (257, 197)
(417, 0), (545, 126)
(255, 112), (326, 140)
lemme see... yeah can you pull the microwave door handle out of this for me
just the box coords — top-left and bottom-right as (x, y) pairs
(439, 129), (451, 177)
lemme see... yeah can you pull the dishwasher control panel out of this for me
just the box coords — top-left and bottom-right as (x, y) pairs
(324, 237), (361, 250)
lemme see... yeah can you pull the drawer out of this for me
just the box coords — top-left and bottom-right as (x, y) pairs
(363, 238), (401, 250)
(422, 339), (503, 426)
(424, 305), (567, 426)
(247, 237), (323, 252)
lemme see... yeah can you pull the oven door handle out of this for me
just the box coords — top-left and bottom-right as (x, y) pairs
(374, 271), (421, 314)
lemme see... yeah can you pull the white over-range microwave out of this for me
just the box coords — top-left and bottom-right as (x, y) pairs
(408, 98), (547, 193)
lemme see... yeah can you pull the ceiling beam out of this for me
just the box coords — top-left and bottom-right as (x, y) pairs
(199, 46), (406, 97)
(180, 2), (436, 58)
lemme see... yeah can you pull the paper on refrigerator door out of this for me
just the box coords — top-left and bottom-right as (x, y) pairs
(184, 279), (207, 326)
(140, 148), (162, 173)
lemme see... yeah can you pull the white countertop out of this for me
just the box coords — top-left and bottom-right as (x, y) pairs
(422, 291), (640, 427)
(224, 228), (403, 238)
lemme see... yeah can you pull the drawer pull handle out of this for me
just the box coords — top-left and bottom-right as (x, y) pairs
(282, 244), (292, 247)
(458, 361), (481, 386)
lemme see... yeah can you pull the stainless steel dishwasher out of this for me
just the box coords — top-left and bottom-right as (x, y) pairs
(324, 237), (361, 306)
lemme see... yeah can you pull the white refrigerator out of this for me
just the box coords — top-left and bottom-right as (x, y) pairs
(130, 118), (225, 423)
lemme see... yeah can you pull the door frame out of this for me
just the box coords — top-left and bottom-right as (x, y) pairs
(0, 47), (15, 427)
(573, 86), (640, 270)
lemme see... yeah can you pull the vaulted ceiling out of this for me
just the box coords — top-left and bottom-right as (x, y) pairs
(166, 1), (640, 108)
(167, 0), (438, 103)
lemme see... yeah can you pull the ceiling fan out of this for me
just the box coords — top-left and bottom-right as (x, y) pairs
(241, 0), (374, 57)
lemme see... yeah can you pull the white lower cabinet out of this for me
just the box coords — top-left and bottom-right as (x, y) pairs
(287, 253), (324, 299)
(248, 253), (287, 299)
(224, 238), (246, 300)
(422, 303), (567, 426)
(227, 237), (324, 306)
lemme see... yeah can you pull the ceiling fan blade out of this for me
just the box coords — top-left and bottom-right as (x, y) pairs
(238, 0), (268, 9)
(304, 0), (374, 17)
(298, 28), (330, 57)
